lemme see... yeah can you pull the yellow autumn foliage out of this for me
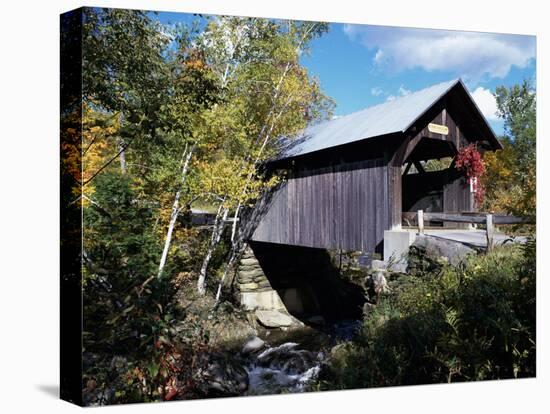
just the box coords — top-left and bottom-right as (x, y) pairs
(81, 106), (121, 205)
(482, 141), (535, 218)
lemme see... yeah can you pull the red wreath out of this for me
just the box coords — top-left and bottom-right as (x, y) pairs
(455, 143), (485, 207)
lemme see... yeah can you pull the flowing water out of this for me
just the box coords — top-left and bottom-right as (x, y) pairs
(243, 320), (361, 395)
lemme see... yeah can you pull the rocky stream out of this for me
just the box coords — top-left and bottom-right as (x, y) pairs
(201, 319), (361, 396)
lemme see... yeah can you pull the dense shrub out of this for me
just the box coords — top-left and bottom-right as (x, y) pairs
(320, 238), (536, 389)
(82, 172), (217, 404)
(83, 172), (167, 352)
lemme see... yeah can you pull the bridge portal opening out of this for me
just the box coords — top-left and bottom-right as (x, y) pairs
(401, 137), (469, 227)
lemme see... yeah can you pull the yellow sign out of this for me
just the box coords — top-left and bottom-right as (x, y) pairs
(428, 123), (449, 135)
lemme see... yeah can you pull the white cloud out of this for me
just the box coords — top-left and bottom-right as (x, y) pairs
(343, 25), (535, 83)
(470, 87), (499, 121)
(370, 86), (383, 96)
(384, 84), (411, 102)
(398, 85), (411, 96)
(373, 49), (385, 64)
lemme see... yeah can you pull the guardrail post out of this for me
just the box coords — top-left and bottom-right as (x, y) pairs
(485, 213), (494, 252)
(417, 209), (424, 234)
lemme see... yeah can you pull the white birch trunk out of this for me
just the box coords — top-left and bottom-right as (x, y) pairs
(118, 137), (127, 174)
(157, 145), (194, 278)
(197, 205), (229, 295)
(193, 24), (247, 290)
(211, 24), (317, 302)
(213, 61), (298, 303)
(230, 204), (241, 243)
(215, 249), (237, 303)
(225, 93), (293, 244)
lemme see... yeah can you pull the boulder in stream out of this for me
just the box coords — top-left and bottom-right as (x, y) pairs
(242, 336), (266, 354)
(255, 309), (293, 328)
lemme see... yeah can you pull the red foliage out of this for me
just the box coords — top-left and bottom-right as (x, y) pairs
(455, 144), (486, 207)
(164, 378), (179, 401)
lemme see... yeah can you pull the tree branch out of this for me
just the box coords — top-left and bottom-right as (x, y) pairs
(83, 135), (136, 186)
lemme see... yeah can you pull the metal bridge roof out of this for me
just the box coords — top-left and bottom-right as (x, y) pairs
(278, 79), (496, 160)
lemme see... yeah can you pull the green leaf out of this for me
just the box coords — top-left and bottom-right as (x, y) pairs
(147, 361), (159, 378)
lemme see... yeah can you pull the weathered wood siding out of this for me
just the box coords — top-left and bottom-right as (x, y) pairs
(251, 158), (390, 252)
(443, 174), (472, 212)
(413, 108), (469, 149)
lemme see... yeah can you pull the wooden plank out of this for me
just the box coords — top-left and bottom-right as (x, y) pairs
(332, 165), (338, 249)
(417, 209), (424, 234)
(408, 211), (533, 225)
(423, 212), (485, 224)
(486, 213), (494, 252)
(413, 160), (426, 174)
(383, 160), (389, 248)
(371, 163), (378, 251)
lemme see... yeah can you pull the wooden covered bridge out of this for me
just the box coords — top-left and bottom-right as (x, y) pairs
(249, 79), (502, 256)
(230, 79), (510, 321)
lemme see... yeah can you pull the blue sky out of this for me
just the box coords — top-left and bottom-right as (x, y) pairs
(302, 23), (536, 135)
(151, 12), (536, 136)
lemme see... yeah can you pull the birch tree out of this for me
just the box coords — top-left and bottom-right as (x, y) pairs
(152, 46), (221, 279)
(193, 17), (271, 294)
(195, 17), (334, 295)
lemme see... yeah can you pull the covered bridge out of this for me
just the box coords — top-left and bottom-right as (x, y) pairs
(250, 79), (502, 255)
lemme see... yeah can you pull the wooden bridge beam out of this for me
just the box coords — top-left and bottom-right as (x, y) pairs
(388, 133), (424, 229)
